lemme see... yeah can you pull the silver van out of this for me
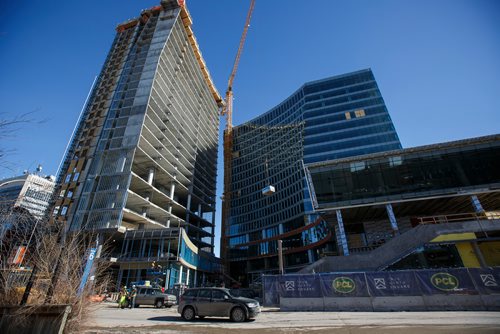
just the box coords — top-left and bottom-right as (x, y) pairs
(178, 287), (260, 322)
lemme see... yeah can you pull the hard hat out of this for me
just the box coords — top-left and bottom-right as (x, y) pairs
(132, 285), (136, 288)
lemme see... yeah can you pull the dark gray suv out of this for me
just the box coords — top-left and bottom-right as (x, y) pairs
(178, 287), (260, 322)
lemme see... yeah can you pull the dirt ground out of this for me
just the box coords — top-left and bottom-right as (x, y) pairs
(81, 303), (500, 334)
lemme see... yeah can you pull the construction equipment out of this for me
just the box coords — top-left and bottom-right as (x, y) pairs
(262, 158), (276, 196)
(221, 0), (256, 263)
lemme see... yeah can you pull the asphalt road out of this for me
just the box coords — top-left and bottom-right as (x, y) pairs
(81, 303), (500, 334)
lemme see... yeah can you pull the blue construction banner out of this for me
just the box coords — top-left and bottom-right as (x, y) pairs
(415, 268), (478, 295)
(278, 274), (322, 298)
(263, 275), (280, 306)
(320, 273), (369, 297)
(468, 268), (500, 295)
(366, 271), (420, 296)
(77, 248), (97, 296)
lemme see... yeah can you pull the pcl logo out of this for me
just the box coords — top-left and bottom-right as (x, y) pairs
(430, 273), (459, 291)
(333, 277), (355, 294)
(285, 281), (295, 291)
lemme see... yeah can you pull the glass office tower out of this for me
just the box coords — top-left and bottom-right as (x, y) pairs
(226, 69), (401, 283)
(51, 0), (223, 288)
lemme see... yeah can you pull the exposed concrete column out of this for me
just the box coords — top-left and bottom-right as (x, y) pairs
(147, 168), (155, 185)
(169, 182), (176, 200)
(135, 269), (141, 282)
(165, 269), (171, 289)
(472, 241), (488, 268)
(211, 210), (215, 248)
(186, 194), (192, 226)
(186, 268), (190, 287)
(336, 210), (349, 256)
(385, 203), (400, 235)
(166, 204), (173, 228)
(187, 194), (192, 212)
(471, 195), (485, 214)
(307, 249), (314, 264)
(178, 265), (183, 284)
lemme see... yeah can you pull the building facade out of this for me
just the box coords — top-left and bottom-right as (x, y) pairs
(225, 69), (401, 283)
(0, 172), (55, 220)
(52, 0), (223, 288)
(301, 134), (500, 273)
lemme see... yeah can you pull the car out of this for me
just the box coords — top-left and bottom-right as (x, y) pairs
(178, 287), (260, 322)
(133, 286), (177, 308)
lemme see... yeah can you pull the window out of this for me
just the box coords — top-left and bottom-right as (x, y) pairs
(389, 156), (403, 167)
(183, 289), (197, 297)
(61, 206), (68, 215)
(212, 290), (226, 300)
(344, 112), (351, 120)
(65, 174), (72, 183)
(198, 289), (211, 299)
(73, 173), (80, 182)
(354, 109), (366, 118)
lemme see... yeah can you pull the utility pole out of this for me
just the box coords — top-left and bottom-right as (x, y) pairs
(278, 240), (284, 275)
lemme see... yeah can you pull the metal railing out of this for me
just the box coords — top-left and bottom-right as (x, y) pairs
(416, 211), (500, 225)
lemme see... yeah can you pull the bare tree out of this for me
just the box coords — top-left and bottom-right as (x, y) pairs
(0, 202), (113, 332)
(0, 111), (46, 171)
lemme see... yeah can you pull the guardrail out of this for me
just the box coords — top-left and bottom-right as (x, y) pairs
(416, 212), (500, 225)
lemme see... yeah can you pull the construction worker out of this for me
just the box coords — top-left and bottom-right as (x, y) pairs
(129, 285), (137, 309)
(118, 286), (128, 309)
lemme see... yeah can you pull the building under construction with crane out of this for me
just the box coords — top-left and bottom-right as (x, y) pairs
(51, 0), (224, 288)
(223, 69), (403, 284)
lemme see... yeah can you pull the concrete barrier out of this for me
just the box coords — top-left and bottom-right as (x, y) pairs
(323, 297), (373, 311)
(0, 305), (71, 334)
(422, 295), (485, 311)
(480, 295), (500, 311)
(280, 297), (324, 311)
(280, 295), (498, 311)
(371, 296), (426, 311)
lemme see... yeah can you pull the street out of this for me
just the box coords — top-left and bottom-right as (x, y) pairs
(82, 303), (500, 333)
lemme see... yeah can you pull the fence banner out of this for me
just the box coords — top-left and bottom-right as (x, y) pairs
(320, 273), (369, 297)
(278, 274), (322, 298)
(366, 271), (420, 296)
(468, 268), (500, 295)
(415, 268), (478, 295)
(263, 275), (280, 305)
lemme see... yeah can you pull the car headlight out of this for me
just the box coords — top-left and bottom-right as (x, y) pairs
(246, 302), (259, 308)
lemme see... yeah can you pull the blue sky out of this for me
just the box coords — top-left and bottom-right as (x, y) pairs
(1, 0), (499, 256)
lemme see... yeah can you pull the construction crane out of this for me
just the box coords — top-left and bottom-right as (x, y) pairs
(221, 0), (256, 265)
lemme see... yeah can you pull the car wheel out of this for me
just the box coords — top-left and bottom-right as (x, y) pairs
(230, 307), (246, 322)
(182, 306), (196, 321)
(155, 300), (163, 308)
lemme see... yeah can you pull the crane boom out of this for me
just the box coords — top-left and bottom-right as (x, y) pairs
(221, 0), (256, 131)
(221, 0), (256, 273)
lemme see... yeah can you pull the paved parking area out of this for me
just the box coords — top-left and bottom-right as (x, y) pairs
(82, 303), (500, 333)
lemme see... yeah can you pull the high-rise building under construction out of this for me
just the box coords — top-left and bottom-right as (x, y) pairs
(224, 69), (402, 283)
(52, 0), (223, 288)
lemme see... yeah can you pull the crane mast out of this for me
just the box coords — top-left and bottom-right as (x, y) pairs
(221, 0), (256, 267)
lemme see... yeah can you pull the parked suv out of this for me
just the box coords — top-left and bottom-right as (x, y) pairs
(178, 287), (260, 322)
(134, 286), (177, 308)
